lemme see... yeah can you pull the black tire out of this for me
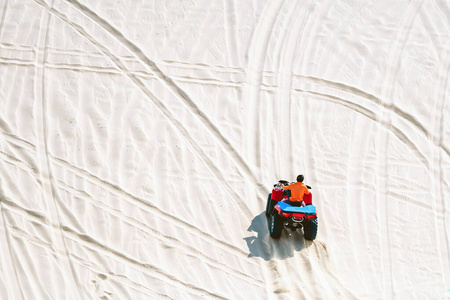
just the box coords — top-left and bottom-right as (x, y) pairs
(265, 193), (274, 216)
(303, 218), (318, 241)
(269, 213), (283, 238)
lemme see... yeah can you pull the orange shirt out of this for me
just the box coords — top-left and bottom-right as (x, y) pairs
(282, 182), (310, 202)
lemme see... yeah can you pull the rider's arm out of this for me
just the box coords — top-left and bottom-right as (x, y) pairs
(282, 184), (291, 190)
(304, 186), (310, 194)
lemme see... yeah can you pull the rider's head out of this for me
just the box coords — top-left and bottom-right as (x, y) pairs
(297, 174), (304, 182)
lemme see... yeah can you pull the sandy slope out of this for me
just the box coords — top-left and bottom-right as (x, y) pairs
(0, 0), (449, 299)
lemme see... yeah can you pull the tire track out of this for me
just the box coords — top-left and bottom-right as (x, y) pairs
(294, 3), (431, 294)
(376, 2), (425, 298)
(62, 226), (227, 300)
(0, 42), (39, 53)
(1, 39), (445, 163)
(344, 111), (374, 295)
(7, 226), (56, 299)
(62, 0), (261, 191)
(69, 253), (171, 300)
(429, 0), (450, 286)
(0, 128), (259, 268)
(291, 242), (357, 299)
(294, 4), (450, 292)
(33, 5), (85, 299)
(5, 15), (243, 294)
(0, 57), (35, 67)
(242, 1), (286, 298)
(275, 1), (314, 176)
(295, 14), (446, 292)
(34, 0), (259, 221)
(49, 153), (258, 263)
(388, 174), (429, 190)
(292, 75), (450, 158)
(244, 0), (285, 172)
(292, 87), (431, 169)
(0, 136), (37, 173)
(0, 150), (38, 182)
(1, 42), (245, 75)
(272, 1), (299, 178)
(295, 0), (333, 81)
(0, 39), (445, 159)
(1, 42), (244, 74)
(267, 3), (319, 298)
(0, 0), (8, 38)
(436, 61), (450, 292)
(9, 226), (167, 299)
(247, 2), (332, 298)
(3, 198), (164, 299)
(160, 59), (243, 73)
(223, 0), (240, 67)
(168, 74), (242, 87)
(291, 74), (449, 164)
(55, 179), (265, 287)
(387, 191), (434, 211)
(0, 56), (244, 87)
(0, 130), (36, 157)
(0, 183), (24, 299)
(0, 196), (228, 300)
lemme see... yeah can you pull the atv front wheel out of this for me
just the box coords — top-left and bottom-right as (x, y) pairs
(303, 218), (318, 241)
(269, 213), (283, 238)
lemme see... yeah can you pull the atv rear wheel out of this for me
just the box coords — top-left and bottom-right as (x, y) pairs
(265, 193), (274, 216)
(303, 218), (318, 241)
(269, 213), (283, 238)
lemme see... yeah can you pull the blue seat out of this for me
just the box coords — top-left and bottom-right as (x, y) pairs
(278, 202), (316, 214)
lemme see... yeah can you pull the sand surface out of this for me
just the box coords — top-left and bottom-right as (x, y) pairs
(0, 0), (449, 299)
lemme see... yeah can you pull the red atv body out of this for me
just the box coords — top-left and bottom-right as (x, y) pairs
(266, 180), (318, 240)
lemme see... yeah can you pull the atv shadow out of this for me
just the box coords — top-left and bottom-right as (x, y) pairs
(244, 212), (312, 261)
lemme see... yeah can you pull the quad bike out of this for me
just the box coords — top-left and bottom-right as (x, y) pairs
(266, 180), (318, 240)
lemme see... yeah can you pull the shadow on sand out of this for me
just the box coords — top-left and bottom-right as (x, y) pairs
(244, 212), (312, 261)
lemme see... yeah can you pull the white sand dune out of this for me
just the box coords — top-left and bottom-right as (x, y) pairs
(0, 0), (449, 299)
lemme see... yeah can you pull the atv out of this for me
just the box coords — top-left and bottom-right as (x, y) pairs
(266, 180), (318, 240)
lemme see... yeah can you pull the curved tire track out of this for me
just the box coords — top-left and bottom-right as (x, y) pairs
(0, 128), (260, 269)
(374, 2), (425, 298)
(267, 2), (327, 298)
(244, 0), (285, 172)
(291, 87), (431, 168)
(292, 75), (450, 158)
(33, 5), (85, 299)
(0, 198), (226, 299)
(242, 1), (286, 297)
(8, 225), (168, 299)
(2, 37), (448, 161)
(429, 0), (450, 286)
(33, 0), (262, 221)
(55, 179), (265, 287)
(50, 153), (257, 262)
(63, 0), (262, 194)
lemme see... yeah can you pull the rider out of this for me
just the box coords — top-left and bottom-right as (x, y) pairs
(281, 174), (310, 207)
